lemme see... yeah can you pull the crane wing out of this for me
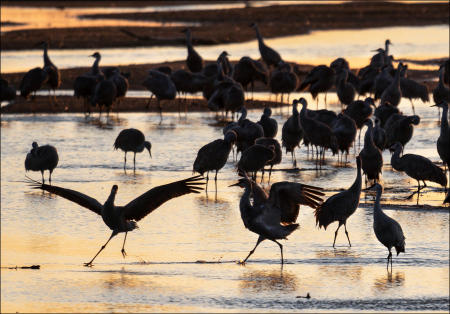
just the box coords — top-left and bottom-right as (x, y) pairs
(123, 175), (205, 221)
(268, 182), (325, 223)
(27, 178), (103, 215)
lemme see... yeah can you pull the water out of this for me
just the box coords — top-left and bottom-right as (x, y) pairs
(1, 24), (448, 73)
(1, 95), (448, 312)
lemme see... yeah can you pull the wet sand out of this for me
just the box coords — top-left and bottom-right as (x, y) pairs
(1, 2), (448, 50)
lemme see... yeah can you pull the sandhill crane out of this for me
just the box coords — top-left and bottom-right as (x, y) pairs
(104, 67), (129, 112)
(384, 114), (420, 149)
(237, 144), (275, 180)
(343, 97), (374, 146)
(74, 52), (104, 116)
(142, 70), (177, 123)
(390, 142), (447, 203)
(269, 61), (298, 107)
(372, 118), (387, 151)
(315, 156), (362, 247)
(24, 142), (59, 184)
(374, 102), (400, 128)
(337, 69), (356, 108)
(399, 65), (429, 113)
(91, 75), (117, 117)
(371, 183), (405, 271)
(20, 67), (48, 100)
(229, 172), (324, 264)
(250, 22), (282, 69)
(0, 78), (16, 102)
(432, 102), (449, 179)
(154, 66), (172, 76)
(193, 131), (237, 190)
(182, 28), (203, 73)
(208, 80), (245, 118)
(433, 63), (450, 105)
(39, 41), (61, 105)
(255, 137), (282, 182)
(298, 64), (335, 107)
(359, 119), (383, 186)
(281, 100), (303, 167)
(28, 175), (205, 266)
(374, 64), (395, 100)
(332, 113), (357, 163)
(114, 128), (151, 172)
(380, 63), (404, 107)
(170, 69), (208, 114)
(257, 107), (278, 138)
(233, 56), (268, 99)
(330, 58), (360, 91)
(228, 107), (264, 156)
(299, 98), (338, 168)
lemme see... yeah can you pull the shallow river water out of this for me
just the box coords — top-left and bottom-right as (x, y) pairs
(1, 94), (448, 312)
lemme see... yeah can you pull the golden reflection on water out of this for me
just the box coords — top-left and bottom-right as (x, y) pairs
(373, 271), (406, 292)
(239, 268), (298, 293)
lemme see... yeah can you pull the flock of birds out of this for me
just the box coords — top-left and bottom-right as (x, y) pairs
(5, 24), (450, 270)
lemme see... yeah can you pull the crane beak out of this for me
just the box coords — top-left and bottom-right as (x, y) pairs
(228, 182), (241, 188)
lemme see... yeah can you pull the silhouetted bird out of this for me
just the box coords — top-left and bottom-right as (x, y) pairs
(104, 67), (129, 110)
(380, 63), (404, 107)
(230, 172), (324, 264)
(193, 131), (237, 189)
(433, 63), (450, 105)
(400, 64), (429, 113)
(332, 113), (357, 162)
(142, 70), (177, 123)
(359, 119), (383, 185)
(25, 142), (59, 184)
(255, 137), (282, 182)
(269, 61), (298, 105)
(371, 183), (405, 271)
(20, 67), (48, 99)
(384, 114), (420, 149)
(233, 56), (268, 98)
(182, 28), (203, 72)
(374, 65), (395, 100)
(337, 69), (356, 107)
(298, 65), (335, 107)
(432, 102), (449, 178)
(330, 58), (360, 91)
(390, 142), (447, 202)
(39, 41), (61, 105)
(171, 69), (208, 113)
(299, 98), (338, 167)
(229, 107), (264, 156)
(91, 75), (117, 117)
(343, 97), (374, 145)
(372, 118), (387, 151)
(74, 52), (104, 116)
(237, 144), (275, 180)
(0, 78), (16, 102)
(315, 156), (362, 247)
(257, 107), (278, 138)
(374, 102), (400, 128)
(250, 22), (282, 68)
(28, 176), (205, 266)
(281, 100), (303, 167)
(114, 128), (151, 172)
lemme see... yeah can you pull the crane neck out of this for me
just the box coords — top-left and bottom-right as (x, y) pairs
(440, 103), (449, 133)
(238, 108), (247, 123)
(253, 26), (264, 46)
(185, 31), (194, 51)
(373, 188), (383, 215)
(104, 189), (117, 209)
(390, 145), (403, 171)
(363, 123), (375, 150)
(239, 185), (253, 227)
(92, 55), (101, 75)
(350, 162), (362, 192)
(393, 67), (401, 86)
(42, 45), (52, 67)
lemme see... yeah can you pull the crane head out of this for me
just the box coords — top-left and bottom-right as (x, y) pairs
(144, 141), (152, 158)
(263, 107), (272, 117)
(111, 185), (118, 194)
(389, 142), (403, 154)
(90, 52), (101, 59)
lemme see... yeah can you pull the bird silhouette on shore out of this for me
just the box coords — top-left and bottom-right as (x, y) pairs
(28, 175), (205, 266)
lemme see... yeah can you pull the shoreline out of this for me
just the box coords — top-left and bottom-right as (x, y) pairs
(1, 2), (448, 51)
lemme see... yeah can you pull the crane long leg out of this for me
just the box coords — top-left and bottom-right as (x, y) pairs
(240, 236), (264, 264)
(133, 152), (136, 172)
(41, 170), (45, 184)
(272, 240), (284, 265)
(124, 152), (127, 171)
(121, 232), (128, 258)
(344, 223), (351, 247)
(386, 249), (392, 272)
(214, 170), (218, 192)
(333, 223), (342, 248)
(49, 170), (53, 185)
(84, 231), (118, 267)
